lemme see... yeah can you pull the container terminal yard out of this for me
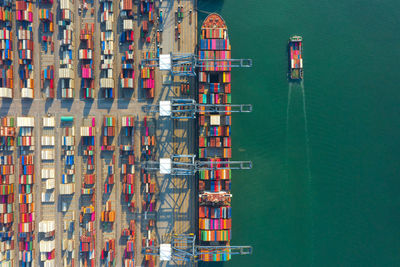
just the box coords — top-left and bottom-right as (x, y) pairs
(0, 0), (253, 266)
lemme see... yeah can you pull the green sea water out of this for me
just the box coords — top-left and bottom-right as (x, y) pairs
(198, 0), (400, 266)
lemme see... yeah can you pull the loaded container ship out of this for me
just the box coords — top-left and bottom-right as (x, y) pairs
(197, 13), (232, 262)
(288, 35), (303, 80)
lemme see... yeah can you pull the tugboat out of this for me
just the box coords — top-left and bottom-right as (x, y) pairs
(288, 36), (303, 80)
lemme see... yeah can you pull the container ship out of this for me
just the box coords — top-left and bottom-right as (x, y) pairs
(288, 35), (303, 80)
(197, 13), (232, 262)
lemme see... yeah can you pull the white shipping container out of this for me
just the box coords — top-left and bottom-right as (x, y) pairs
(100, 78), (114, 88)
(17, 117), (34, 127)
(45, 179), (55, 189)
(59, 183), (75, 195)
(43, 117), (55, 127)
(80, 126), (95, 136)
(41, 136), (55, 146)
(123, 20), (134, 31)
(21, 88), (34, 99)
(41, 168), (55, 179)
(106, 21), (113, 31)
(59, 68), (74, 79)
(60, 0), (72, 10)
(39, 221), (55, 232)
(18, 29), (31, 40)
(43, 259), (55, 267)
(41, 149), (55, 160)
(39, 240), (55, 252)
(0, 88), (12, 98)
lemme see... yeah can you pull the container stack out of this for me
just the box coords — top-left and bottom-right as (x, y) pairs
(120, 116), (135, 211)
(0, 1), (13, 99)
(16, 1), (33, 23)
(100, 0), (115, 99)
(141, 171), (156, 213)
(101, 116), (115, 151)
(120, 0), (134, 18)
(141, 116), (156, 159)
(120, 0), (135, 91)
(0, 116), (15, 267)
(121, 220), (135, 266)
(60, 117), (75, 195)
(79, 224), (95, 267)
(62, 216), (75, 267)
(140, 0), (154, 23)
(40, 117), (55, 205)
(103, 155), (114, 194)
(120, 46), (135, 90)
(101, 201), (115, 223)
(39, 9), (53, 33)
(120, 116), (134, 153)
(290, 41), (302, 69)
(79, 118), (96, 266)
(141, 117), (156, 213)
(101, 239), (115, 266)
(142, 219), (156, 267)
(80, 117), (96, 192)
(140, 66), (154, 99)
(38, 221), (55, 265)
(197, 15), (233, 262)
(80, 23), (94, 99)
(180, 82), (190, 95)
(16, 116), (35, 266)
(40, 65), (54, 98)
(59, 0), (75, 98)
(16, 1), (34, 99)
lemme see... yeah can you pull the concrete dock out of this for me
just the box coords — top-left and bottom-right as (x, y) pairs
(0, 0), (197, 266)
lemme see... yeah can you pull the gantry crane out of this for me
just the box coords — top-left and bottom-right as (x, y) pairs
(141, 53), (252, 76)
(143, 99), (252, 119)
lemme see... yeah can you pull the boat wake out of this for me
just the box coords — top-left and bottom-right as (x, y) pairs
(300, 81), (312, 184)
(287, 81), (315, 266)
(300, 81), (315, 267)
(286, 83), (292, 137)
(286, 81), (312, 182)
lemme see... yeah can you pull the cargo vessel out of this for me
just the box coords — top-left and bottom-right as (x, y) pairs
(197, 13), (232, 262)
(288, 35), (303, 80)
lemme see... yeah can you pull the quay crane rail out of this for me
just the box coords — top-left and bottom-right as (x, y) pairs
(143, 99), (252, 119)
(141, 53), (252, 76)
